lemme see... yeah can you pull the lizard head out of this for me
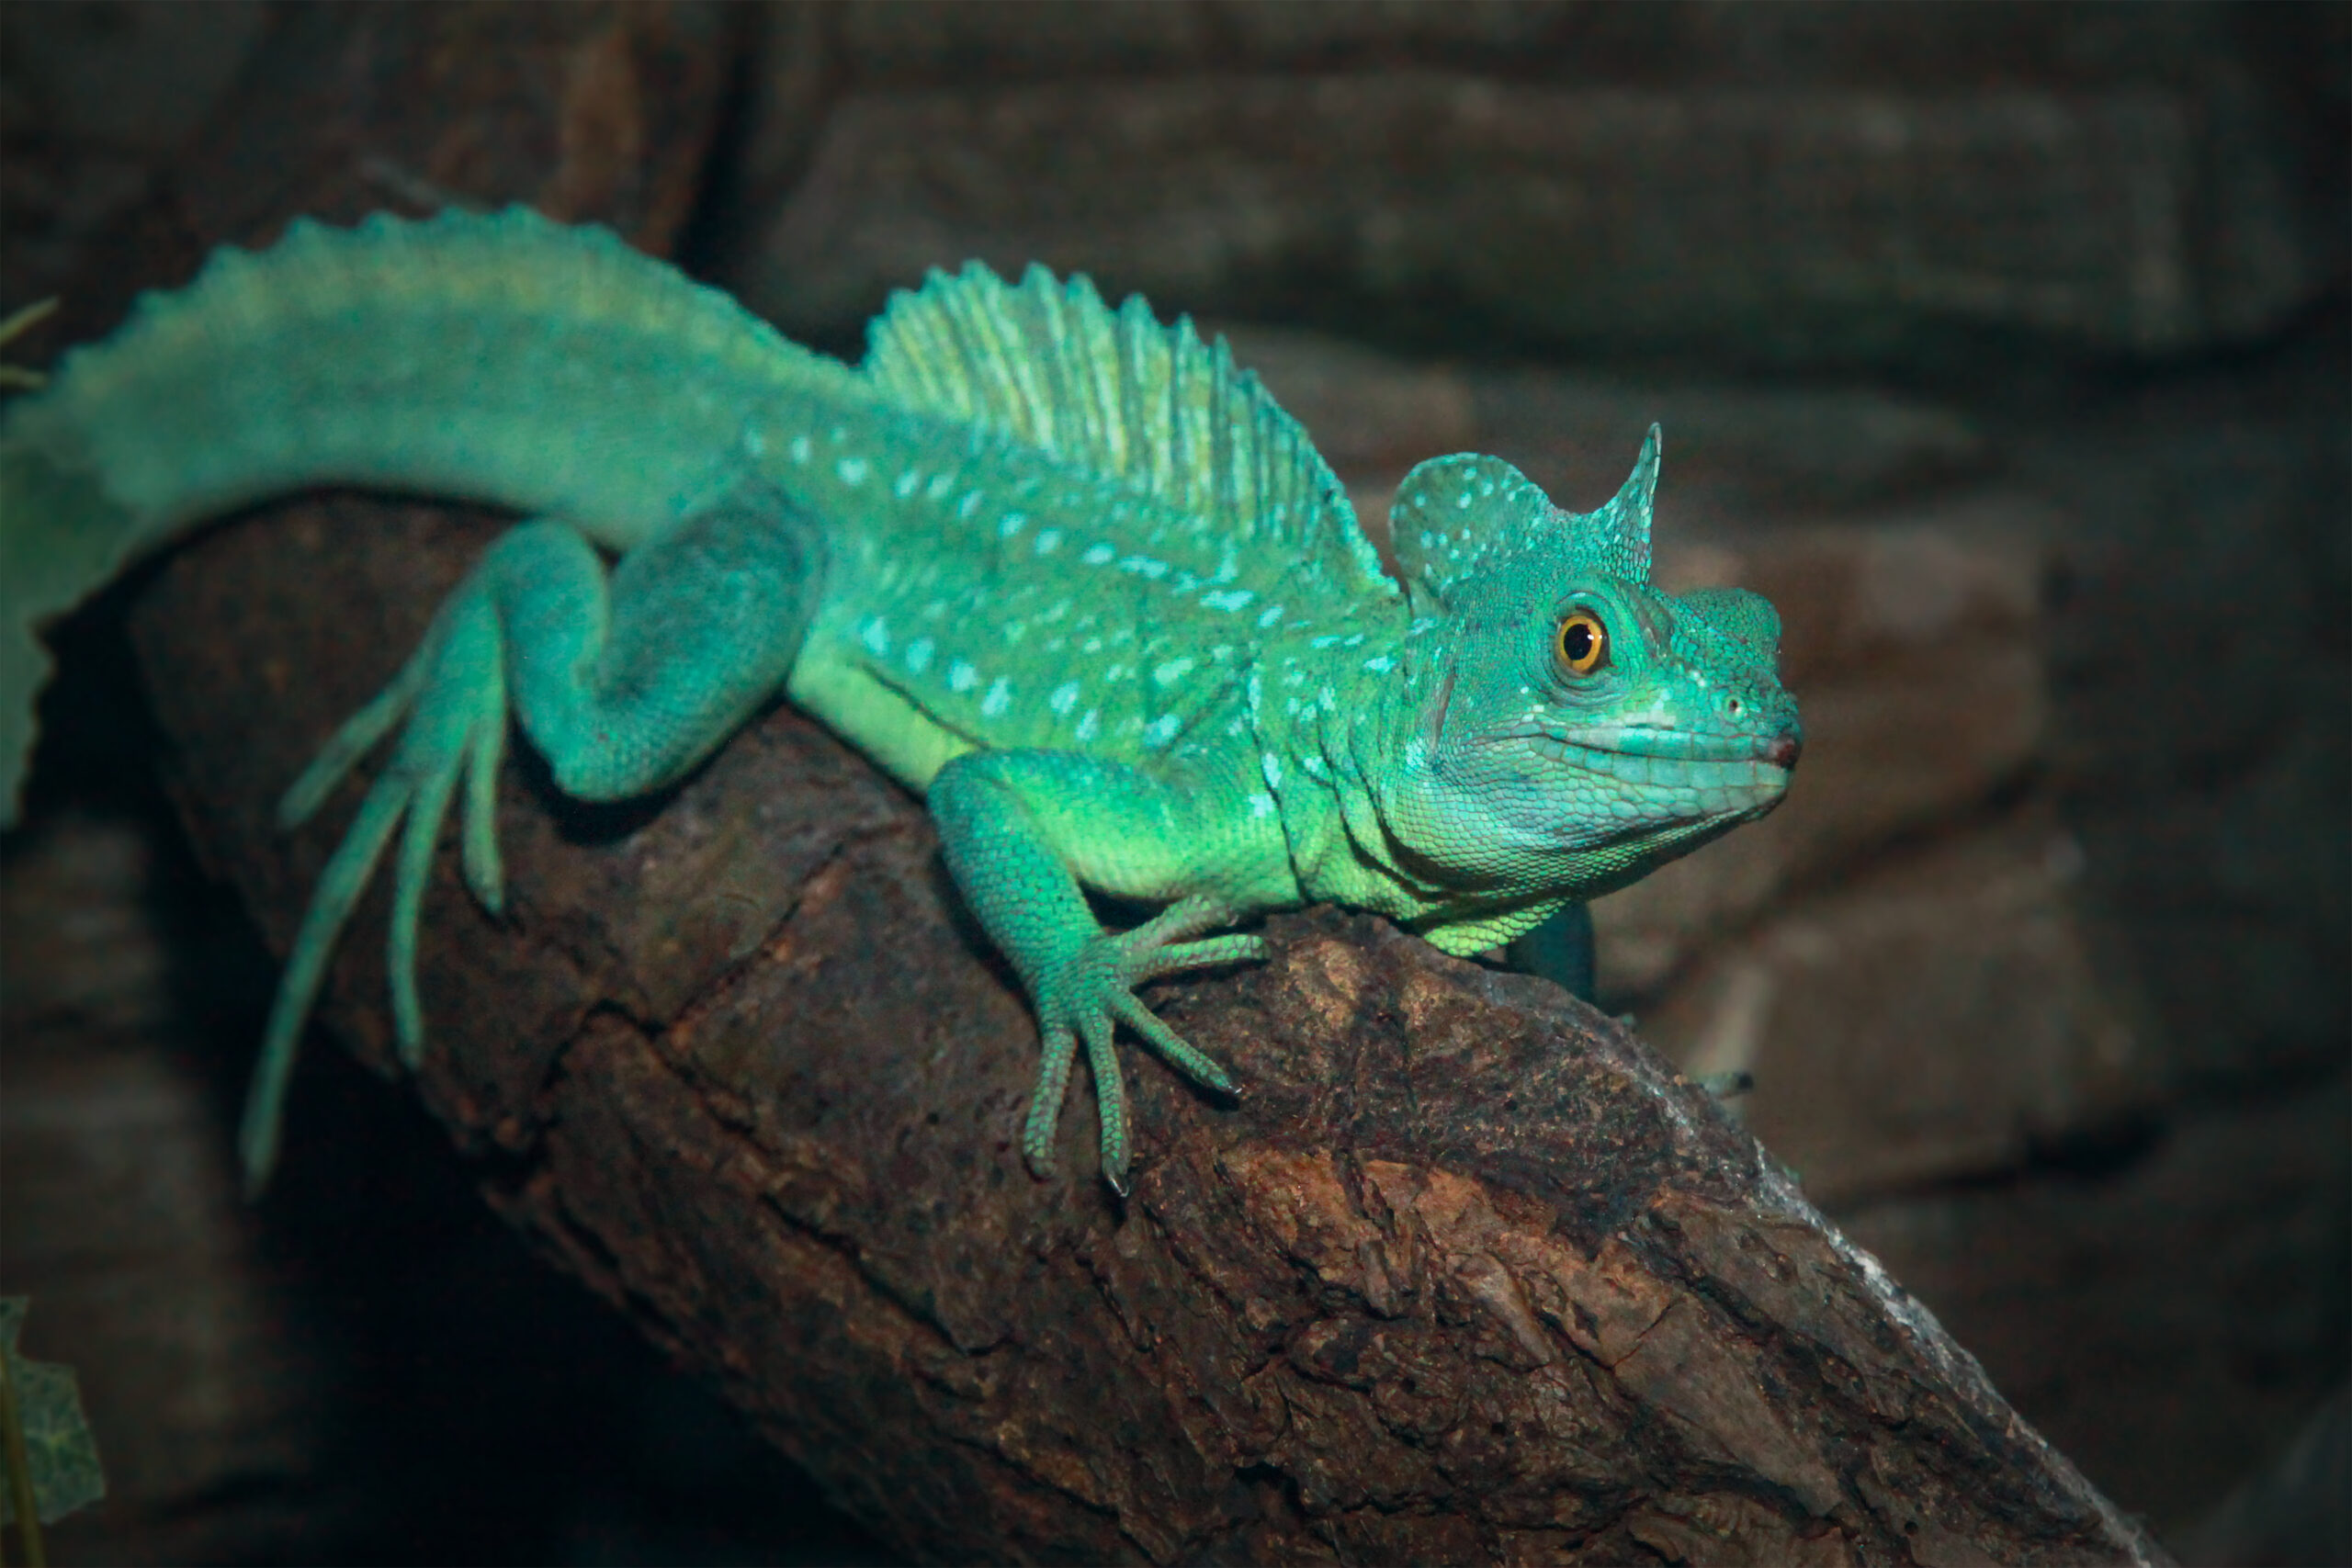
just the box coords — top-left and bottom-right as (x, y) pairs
(1380, 429), (1801, 897)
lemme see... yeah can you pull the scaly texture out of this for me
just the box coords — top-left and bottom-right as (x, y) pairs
(0, 209), (1802, 1193)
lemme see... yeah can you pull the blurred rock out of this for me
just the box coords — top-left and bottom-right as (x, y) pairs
(0, 0), (266, 309)
(1227, 319), (1987, 516)
(1, 0), (266, 151)
(729, 72), (2334, 368)
(820, 1), (2312, 98)
(2176, 1382), (2351, 1568)
(1467, 367), (1986, 515)
(835, 0), (1216, 79)
(2020, 326), (2351, 1091)
(1637, 805), (2156, 1203)
(1218, 322), (1479, 475)
(166, 1), (732, 251)
(0, 811), (352, 1564)
(1836, 1079), (2351, 1540)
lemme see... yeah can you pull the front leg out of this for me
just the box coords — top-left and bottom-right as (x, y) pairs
(928, 750), (1275, 1192)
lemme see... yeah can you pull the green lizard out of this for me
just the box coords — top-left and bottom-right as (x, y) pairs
(0, 209), (1800, 1195)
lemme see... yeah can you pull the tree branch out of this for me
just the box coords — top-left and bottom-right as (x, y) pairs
(123, 500), (2170, 1564)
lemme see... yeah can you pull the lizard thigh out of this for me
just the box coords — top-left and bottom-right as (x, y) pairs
(489, 482), (828, 800)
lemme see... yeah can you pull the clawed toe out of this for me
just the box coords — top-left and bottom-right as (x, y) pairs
(242, 586), (510, 1193)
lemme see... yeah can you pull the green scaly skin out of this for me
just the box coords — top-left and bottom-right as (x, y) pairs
(0, 209), (1801, 1196)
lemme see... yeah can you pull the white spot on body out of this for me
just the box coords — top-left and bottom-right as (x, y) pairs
(858, 616), (890, 655)
(949, 660), (978, 693)
(1203, 589), (1254, 614)
(905, 637), (934, 673)
(982, 678), (1012, 718)
(1035, 529), (1063, 555)
(1257, 604), (1285, 628)
(998, 512), (1027, 538)
(1144, 715), (1181, 747)
(788, 434), (811, 464)
(1248, 793), (1276, 819)
(1049, 682), (1081, 716)
(894, 469), (921, 498)
(1153, 658), (1195, 686)
(1082, 543), (1116, 566)
(1076, 710), (1100, 741)
(1260, 752), (1283, 791)
(1363, 654), (1396, 673)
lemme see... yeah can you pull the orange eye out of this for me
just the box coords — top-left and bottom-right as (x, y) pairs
(1556, 610), (1609, 675)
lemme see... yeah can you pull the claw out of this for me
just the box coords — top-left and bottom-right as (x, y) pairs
(1080, 1012), (1129, 1186)
(242, 776), (409, 1195)
(277, 657), (425, 828)
(1017, 897), (1262, 1188)
(458, 688), (508, 911)
(0, 296), (58, 389)
(1022, 1023), (1080, 1179)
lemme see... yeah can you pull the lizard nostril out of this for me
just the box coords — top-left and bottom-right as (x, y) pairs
(1766, 732), (1802, 769)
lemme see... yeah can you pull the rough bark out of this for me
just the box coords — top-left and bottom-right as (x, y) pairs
(118, 501), (2168, 1565)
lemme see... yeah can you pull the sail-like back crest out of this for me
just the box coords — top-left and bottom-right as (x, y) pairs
(864, 263), (1397, 605)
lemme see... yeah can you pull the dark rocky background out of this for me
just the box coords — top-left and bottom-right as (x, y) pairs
(0, 3), (2343, 1562)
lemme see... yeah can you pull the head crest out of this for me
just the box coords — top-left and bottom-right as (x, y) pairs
(1388, 425), (1661, 604)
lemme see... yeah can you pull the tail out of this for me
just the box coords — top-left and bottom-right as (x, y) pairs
(0, 206), (863, 823)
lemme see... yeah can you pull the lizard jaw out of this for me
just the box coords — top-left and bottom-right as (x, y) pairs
(1517, 730), (1795, 824)
(1536, 722), (1800, 768)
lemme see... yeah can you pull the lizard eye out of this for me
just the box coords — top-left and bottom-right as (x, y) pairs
(1555, 610), (1609, 676)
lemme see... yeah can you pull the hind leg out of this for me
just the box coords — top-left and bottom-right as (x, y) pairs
(242, 485), (824, 1190)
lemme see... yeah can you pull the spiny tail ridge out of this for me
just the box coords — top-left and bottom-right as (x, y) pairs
(0, 206), (855, 824)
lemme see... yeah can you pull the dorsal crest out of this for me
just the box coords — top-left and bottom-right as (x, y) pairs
(865, 263), (1396, 604)
(1390, 427), (1660, 604)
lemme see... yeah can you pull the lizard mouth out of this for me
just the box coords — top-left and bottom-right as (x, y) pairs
(1518, 724), (1800, 805)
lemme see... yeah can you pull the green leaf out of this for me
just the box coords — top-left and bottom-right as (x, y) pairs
(0, 1298), (106, 1527)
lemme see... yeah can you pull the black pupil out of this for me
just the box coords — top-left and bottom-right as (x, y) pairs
(1564, 621), (1595, 663)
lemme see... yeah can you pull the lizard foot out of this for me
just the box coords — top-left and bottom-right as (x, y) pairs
(1021, 896), (1264, 1194)
(240, 579), (509, 1194)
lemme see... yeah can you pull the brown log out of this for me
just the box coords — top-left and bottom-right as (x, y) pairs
(119, 499), (2169, 1564)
